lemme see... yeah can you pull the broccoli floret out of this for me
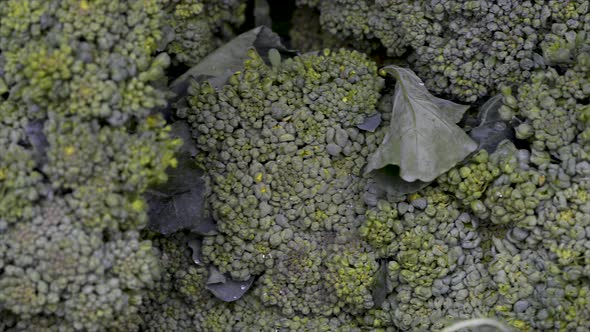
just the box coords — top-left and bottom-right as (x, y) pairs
(481, 173), (546, 226)
(487, 239), (590, 331)
(106, 232), (161, 291)
(254, 233), (334, 316)
(0, 142), (43, 224)
(0, 199), (161, 331)
(43, 113), (180, 194)
(296, 0), (590, 102)
(355, 183), (505, 331)
(325, 239), (379, 313)
(185, 48), (385, 281)
(360, 200), (401, 258)
(160, 0), (246, 66)
(289, 6), (349, 53)
(500, 52), (590, 154)
(0, 1), (182, 329)
(438, 142), (553, 224)
(436, 150), (501, 208)
(176, 6), (590, 332)
(3, 1), (590, 330)
(140, 295), (199, 332)
(136, 233), (213, 331)
(194, 289), (367, 331)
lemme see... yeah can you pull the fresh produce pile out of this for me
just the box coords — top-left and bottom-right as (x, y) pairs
(1, 1), (589, 331)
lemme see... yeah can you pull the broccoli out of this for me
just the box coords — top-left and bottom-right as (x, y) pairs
(2, 1), (590, 331)
(183, 48), (385, 283)
(289, 5), (380, 54)
(160, 0), (246, 66)
(0, 0), (210, 330)
(297, 0), (590, 102)
(500, 51), (590, 154)
(175, 32), (590, 329)
(0, 199), (161, 331)
(136, 233), (211, 331)
(289, 6), (345, 53)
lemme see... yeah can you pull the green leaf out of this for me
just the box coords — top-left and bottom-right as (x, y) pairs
(169, 26), (295, 98)
(441, 318), (512, 332)
(145, 121), (214, 235)
(469, 94), (514, 152)
(365, 65), (477, 183)
(166, 26), (295, 119)
(476, 94), (504, 126)
(371, 165), (431, 196)
(206, 266), (255, 302)
(371, 260), (391, 308)
(357, 114), (382, 132)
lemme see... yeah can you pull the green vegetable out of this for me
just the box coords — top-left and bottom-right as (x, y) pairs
(2, 2), (590, 332)
(365, 65), (477, 183)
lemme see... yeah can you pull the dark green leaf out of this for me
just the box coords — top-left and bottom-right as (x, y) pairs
(371, 166), (431, 196)
(469, 94), (514, 153)
(169, 26), (295, 98)
(145, 121), (214, 235)
(187, 237), (204, 266)
(372, 260), (390, 308)
(206, 266), (255, 302)
(365, 66), (477, 184)
(357, 114), (382, 132)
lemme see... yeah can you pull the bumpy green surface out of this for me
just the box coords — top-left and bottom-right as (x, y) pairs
(0, 0), (250, 328)
(178, 41), (590, 330)
(182, 48), (386, 317)
(0, 1), (204, 330)
(161, 0), (246, 66)
(2, 1), (590, 332)
(298, 0), (590, 102)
